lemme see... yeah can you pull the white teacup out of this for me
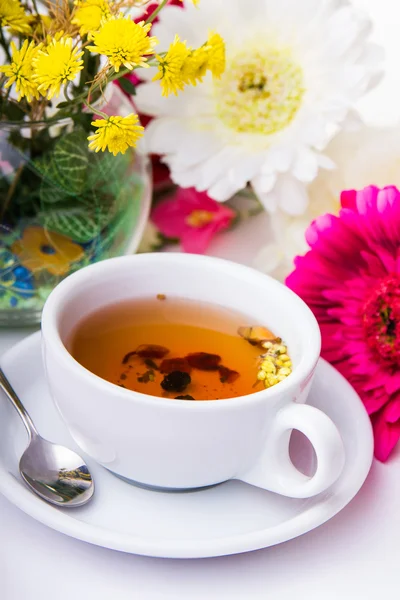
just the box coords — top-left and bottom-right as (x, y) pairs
(41, 254), (345, 498)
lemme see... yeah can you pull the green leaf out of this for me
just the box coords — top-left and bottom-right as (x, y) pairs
(33, 156), (71, 205)
(117, 78), (137, 96)
(32, 129), (89, 197)
(85, 150), (131, 194)
(71, 112), (93, 133)
(40, 178), (71, 206)
(34, 155), (58, 183)
(53, 130), (89, 194)
(4, 101), (26, 122)
(55, 101), (70, 109)
(85, 151), (115, 188)
(40, 190), (115, 242)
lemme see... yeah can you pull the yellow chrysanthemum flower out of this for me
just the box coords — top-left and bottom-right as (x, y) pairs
(0, 40), (41, 102)
(181, 47), (209, 86)
(72, 0), (111, 36)
(204, 31), (225, 78)
(88, 114), (144, 155)
(87, 16), (158, 72)
(153, 35), (191, 96)
(153, 31), (225, 96)
(33, 37), (84, 100)
(0, 0), (31, 35)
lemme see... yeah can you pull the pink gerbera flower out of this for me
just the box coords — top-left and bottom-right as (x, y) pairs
(152, 187), (235, 254)
(286, 185), (400, 461)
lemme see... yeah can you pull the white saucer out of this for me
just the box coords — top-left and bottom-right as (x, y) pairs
(0, 332), (373, 559)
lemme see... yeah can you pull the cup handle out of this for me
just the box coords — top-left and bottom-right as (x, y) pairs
(237, 403), (345, 498)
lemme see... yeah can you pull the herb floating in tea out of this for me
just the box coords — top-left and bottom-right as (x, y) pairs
(136, 345), (170, 359)
(121, 344), (168, 365)
(144, 359), (159, 370)
(218, 366), (240, 384)
(160, 358), (192, 374)
(161, 371), (191, 393)
(186, 352), (221, 370)
(122, 351), (137, 365)
(237, 325), (292, 388)
(138, 370), (155, 383)
(175, 395), (195, 401)
(255, 340), (292, 388)
(238, 326), (279, 344)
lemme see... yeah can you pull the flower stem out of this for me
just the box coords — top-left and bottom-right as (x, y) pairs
(1, 164), (24, 219)
(0, 28), (11, 62)
(84, 102), (108, 120)
(103, 67), (130, 85)
(39, 64), (134, 124)
(31, 0), (41, 17)
(69, 67), (130, 108)
(145, 0), (168, 25)
(78, 46), (90, 92)
(64, 84), (73, 103)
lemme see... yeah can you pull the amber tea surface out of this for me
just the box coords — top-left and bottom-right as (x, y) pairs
(69, 297), (268, 400)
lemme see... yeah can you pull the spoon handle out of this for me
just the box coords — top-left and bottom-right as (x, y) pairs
(0, 368), (38, 439)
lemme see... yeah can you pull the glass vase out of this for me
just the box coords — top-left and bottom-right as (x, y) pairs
(0, 119), (151, 326)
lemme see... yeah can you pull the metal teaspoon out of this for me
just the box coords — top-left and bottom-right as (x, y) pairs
(0, 368), (94, 507)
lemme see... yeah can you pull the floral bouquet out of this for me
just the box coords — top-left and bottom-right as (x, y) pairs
(0, 0), (225, 319)
(137, 0), (383, 257)
(131, 0), (400, 461)
(2, 0), (399, 462)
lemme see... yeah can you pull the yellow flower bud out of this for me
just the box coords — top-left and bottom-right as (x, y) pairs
(262, 341), (273, 349)
(262, 361), (276, 374)
(278, 367), (291, 376)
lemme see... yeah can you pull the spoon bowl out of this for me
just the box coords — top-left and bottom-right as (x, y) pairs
(0, 367), (94, 507)
(20, 435), (94, 507)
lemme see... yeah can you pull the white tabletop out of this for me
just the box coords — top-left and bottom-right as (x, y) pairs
(2, 1), (400, 598)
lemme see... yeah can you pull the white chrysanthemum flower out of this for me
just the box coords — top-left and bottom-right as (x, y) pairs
(136, 0), (382, 215)
(253, 124), (400, 280)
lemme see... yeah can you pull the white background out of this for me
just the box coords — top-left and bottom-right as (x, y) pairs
(1, 1), (400, 598)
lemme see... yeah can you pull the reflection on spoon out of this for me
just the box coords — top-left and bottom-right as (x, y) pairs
(0, 368), (94, 507)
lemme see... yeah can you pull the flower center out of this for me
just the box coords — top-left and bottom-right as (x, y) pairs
(363, 274), (400, 366)
(185, 210), (214, 228)
(214, 46), (305, 135)
(40, 244), (56, 255)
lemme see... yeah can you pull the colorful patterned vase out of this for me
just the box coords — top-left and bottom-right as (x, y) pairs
(0, 120), (151, 325)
